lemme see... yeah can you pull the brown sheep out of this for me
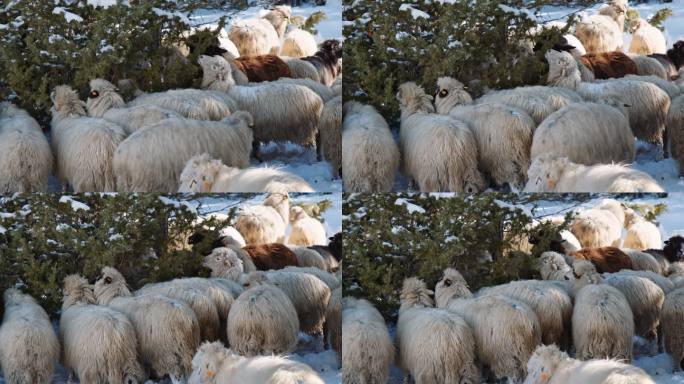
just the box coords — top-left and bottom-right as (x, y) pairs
(242, 243), (299, 270)
(570, 246), (634, 273)
(580, 51), (638, 79)
(233, 55), (292, 83)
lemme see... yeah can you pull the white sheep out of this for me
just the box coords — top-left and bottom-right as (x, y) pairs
(575, 7), (624, 54)
(623, 249), (663, 274)
(281, 56), (321, 83)
(616, 269), (675, 294)
(437, 78), (534, 189)
(624, 207), (662, 250)
(86, 79), (182, 135)
(661, 288), (684, 371)
(93, 267), (201, 383)
(262, 6), (291, 38)
(288, 205), (327, 246)
(435, 269), (542, 381)
(0, 289), (60, 384)
(113, 111), (253, 193)
(524, 344), (655, 384)
(397, 277), (480, 384)
(326, 287), (342, 355)
(524, 155), (664, 193)
(281, 29), (318, 58)
(320, 96), (342, 176)
(601, 272), (664, 339)
(631, 54), (669, 79)
(0, 102), (52, 193)
(547, 49), (671, 145)
(597, 198), (627, 227)
(397, 82), (485, 192)
(570, 208), (622, 248)
(189, 341), (324, 384)
(203, 246), (248, 282)
(235, 193), (289, 245)
(60, 275), (144, 384)
(342, 101), (400, 192)
(623, 74), (681, 99)
(268, 77), (336, 102)
(198, 55), (323, 149)
(128, 88), (237, 121)
(668, 94), (684, 172)
(540, 251), (574, 281)
(630, 18), (667, 55)
(178, 154), (314, 193)
(342, 297), (394, 384)
(226, 277), (299, 356)
(50, 85), (126, 192)
(228, 18), (279, 56)
(290, 246), (329, 272)
(332, 76), (342, 96)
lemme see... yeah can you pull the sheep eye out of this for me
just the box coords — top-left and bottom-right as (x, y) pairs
(89, 90), (99, 99)
(444, 279), (452, 287)
(104, 276), (112, 284)
(466, 187), (473, 193)
(439, 90), (448, 97)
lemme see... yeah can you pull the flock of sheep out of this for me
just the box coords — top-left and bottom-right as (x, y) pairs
(342, 0), (684, 193)
(0, 193), (342, 384)
(343, 198), (684, 384)
(0, 5), (342, 194)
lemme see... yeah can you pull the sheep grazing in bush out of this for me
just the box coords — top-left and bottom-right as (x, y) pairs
(228, 18), (279, 56)
(60, 275), (144, 384)
(342, 297), (393, 384)
(540, 251), (574, 281)
(631, 54), (669, 79)
(235, 193), (289, 245)
(262, 5), (291, 38)
(477, 280), (572, 346)
(86, 78), (182, 135)
(281, 29), (318, 58)
(476, 86), (583, 125)
(301, 40), (343, 86)
(623, 208), (662, 251)
(575, 2), (625, 54)
(570, 208), (622, 248)
(198, 55), (323, 151)
(668, 94), (684, 174)
(547, 49), (671, 145)
(570, 246), (633, 273)
(524, 155), (664, 193)
(289, 206), (328, 246)
(0, 289), (60, 384)
(580, 51), (638, 79)
(437, 79), (534, 189)
(573, 280), (634, 361)
(189, 341), (323, 384)
(524, 344), (655, 384)
(623, 249), (663, 274)
(178, 154), (314, 193)
(50, 85), (126, 192)
(649, 40), (684, 80)
(93, 267), (200, 383)
(320, 96), (342, 176)
(397, 277), (480, 384)
(228, 275), (299, 356)
(113, 111), (253, 193)
(326, 287), (341, 355)
(342, 101), (400, 192)
(241, 243), (299, 270)
(128, 88), (237, 121)
(0, 102), (52, 193)
(435, 269), (541, 381)
(397, 82), (485, 192)
(630, 18), (667, 56)
(661, 288), (684, 370)
(602, 273), (664, 339)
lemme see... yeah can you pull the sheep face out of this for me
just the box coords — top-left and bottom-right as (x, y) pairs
(572, 259), (602, 289)
(434, 77), (473, 114)
(525, 155), (567, 192)
(664, 236), (684, 262)
(524, 345), (567, 384)
(190, 341), (230, 383)
(239, 271), (271, 289)
(434, 268), (472, 307)
(93, 267), (131, 304)
(203, 247), (244, 281)
(86, 78), (125, 117)
(198, 55), (236, 91)
(179, 154), (223, 193)
(670, 41), (684, 69)
(545, 50), (580, 88)
(289, 205), (308, 223)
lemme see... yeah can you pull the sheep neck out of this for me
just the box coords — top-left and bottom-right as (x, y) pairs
(87, 91), (125, 118)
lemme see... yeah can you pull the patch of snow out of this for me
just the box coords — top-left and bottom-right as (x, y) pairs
(395, 198), (426, 213)
(399, 4), (430, 20)
(52, 7), (83, 23)
(58, 196), (90, 211)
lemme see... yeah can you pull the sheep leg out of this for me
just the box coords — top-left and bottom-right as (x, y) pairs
(170, 373), (187, 384)
(315, 130), (322, 161)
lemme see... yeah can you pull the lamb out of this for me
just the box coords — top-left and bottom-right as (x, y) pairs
(435, 269), (542, 381)
(178, 154), (314, 193)
(128, 88), (237, 121)
(547, 49), (671, 145)
(85, 78), (182, 134)
(290, 246), (329, 271)
(569, 247), (633, 273)
(437, 78), (534, 189)
(529, 100), (635, 167)
(580, 51), (638, 79)
(198, 55), (323, 151)
(668, 94), (684, 174)
(262, 5), (291, 38)
(624, 207), (662, 251)
(397, 82), (485, 192)
(630, 18), (667, 56)
(396, 277), (480, 384)
(60, 275), (144, 384)
(227, 276), (299, 356)
(50, 85), (126, 192)
(631, 54), (669, 79)
(320, 96), (342, 176)
(93, 267), (201, 383)
(524, 344), (655, 384)
(301, 40), (342, 86)
(235, 193), (289, 245)
(241, 243), (299, 270)
(113, 111), (253, 193)
(649, 40), (684, 80)
(281, 29), (318, 58)
(623, 249), (663, 274)
(288, 206), (328, 246)
(575, 3), (625, 54)
(601, 272), (664, 339)
(569, 208), (622, 248)
(660, 288), (684, 370)
(326, 287), (342, 355)
(189, 341), (324, 384)
(0, 289), (60, 384)
(540, 251), (574, 281)
(524, 155), (664, 193)
(342, 101), (400, 192)
(342, 297), (394, 384)
(228, 18), (279, 56)
(0, 102), (52, 193)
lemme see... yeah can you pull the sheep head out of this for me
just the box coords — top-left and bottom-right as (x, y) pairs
(198, 55), (236, 92)
(203, 247), (244, 281)
(62, 274), (96, 309)
(86, 78), (125, 118)
(289, 205), (309, 223)
(545, 50), (581, 90)
(190, 341), (231, 383)
(93, 266), (132, 305)
(227, 110), (255, 130)
(622, 206), (640, 227)
(525, 155), (569, 192)
(264, 193), (290, 224)
(539, 252), (573, 281)
(434, 268), (472, 308)
(3, 288), (34, 308)
(597, 93), (630, 123)
(240, 271), (271, 289)
(525, 344), (568, 384)
(664, 236), (684, 262)
(51, 85), (87, 121)
(434, 77), (473, 115)
(570, 259), (602, 294)
(667, 41), (684, 70)
(399, 277), (435, 313)
(396, 82), (435, 120)
(179, 153), (223, 193)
